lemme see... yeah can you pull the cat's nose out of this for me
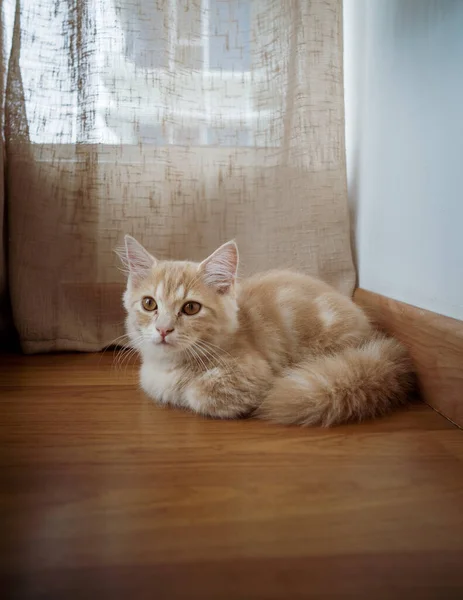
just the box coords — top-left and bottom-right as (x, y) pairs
(156, 327), (174, 340)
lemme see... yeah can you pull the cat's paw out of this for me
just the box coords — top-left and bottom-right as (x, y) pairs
(182, 380), (244, 419)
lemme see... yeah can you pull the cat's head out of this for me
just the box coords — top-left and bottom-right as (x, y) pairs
(119, 235), (239, 356)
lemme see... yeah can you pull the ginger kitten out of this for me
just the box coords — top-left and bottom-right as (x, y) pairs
(120, 236), (413, 426)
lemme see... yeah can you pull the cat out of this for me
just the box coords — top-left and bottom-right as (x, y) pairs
(119, 235), (413, 426)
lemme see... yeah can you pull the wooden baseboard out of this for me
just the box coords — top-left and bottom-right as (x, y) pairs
(354, 289), (463, 428)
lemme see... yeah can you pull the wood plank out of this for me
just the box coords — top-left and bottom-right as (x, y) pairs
(354, 288), (463, 427)
(1, 353), (463, 598)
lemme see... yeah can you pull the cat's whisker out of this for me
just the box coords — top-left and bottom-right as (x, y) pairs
(174, 336), (224, 372)
(106, 333), (132, 347)
(192, 342), (232, 375)
(195, 338), (233, 356)
(112, 336), (144, 372)
(98, 332), (132, 365)
(118, 346), (141, 375)
(193, 340), (242, 377)
(172, 334), (235, 376)
(193, 338), (238, 367)
(124, 351), (141, 375)
(186, 343), (209, 374)
(193, 339), (233, 362)
(114, 348), (133, 372)
(178, 338), (221, 375)
(182, 346), (202, 373)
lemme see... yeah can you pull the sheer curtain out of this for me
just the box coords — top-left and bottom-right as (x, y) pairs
(1, 0), (354, 353)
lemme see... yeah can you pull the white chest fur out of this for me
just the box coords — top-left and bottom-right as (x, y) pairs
(140, 361), (184, 406)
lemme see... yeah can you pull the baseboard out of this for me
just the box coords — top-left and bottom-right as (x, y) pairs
(354, 289), (463, 428)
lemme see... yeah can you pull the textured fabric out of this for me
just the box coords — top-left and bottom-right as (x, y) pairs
(0, 6), (16, 350)
(2, 0), (354, 353)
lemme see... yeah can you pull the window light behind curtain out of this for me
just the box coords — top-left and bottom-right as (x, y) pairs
(1, 0), (354, 352)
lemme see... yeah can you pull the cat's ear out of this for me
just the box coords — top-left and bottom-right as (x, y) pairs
(117, 235), (156, 281)
(199, 241), (239, 293)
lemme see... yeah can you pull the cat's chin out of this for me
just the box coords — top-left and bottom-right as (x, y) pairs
(141, 339), (179, 358)
(152, 340), (177, 351)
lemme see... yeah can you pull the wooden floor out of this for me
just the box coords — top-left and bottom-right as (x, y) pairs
(1, 353), (463, 599)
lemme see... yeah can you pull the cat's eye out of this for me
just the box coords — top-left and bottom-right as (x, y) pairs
(182, 301), (201, 316)
(141, 296), (157, 312)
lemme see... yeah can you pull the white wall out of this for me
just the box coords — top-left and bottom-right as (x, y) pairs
(344, 0), (463, 320)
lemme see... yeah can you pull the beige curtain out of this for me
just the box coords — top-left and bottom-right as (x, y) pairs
(1, 0), (354, 353)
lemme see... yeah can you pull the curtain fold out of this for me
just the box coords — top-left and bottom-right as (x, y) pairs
(0, 0), (17, 349)
(0, 17), (7, 348)
(2, 0), (354, 353)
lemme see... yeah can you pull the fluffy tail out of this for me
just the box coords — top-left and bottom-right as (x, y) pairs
(256, 336), (414, 426)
